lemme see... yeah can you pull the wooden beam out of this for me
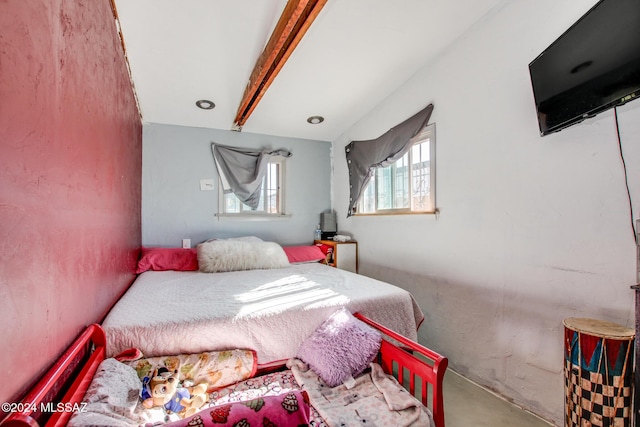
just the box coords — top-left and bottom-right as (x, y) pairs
(233, 0), (327, 129)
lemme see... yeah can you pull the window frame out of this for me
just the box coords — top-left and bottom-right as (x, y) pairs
(355, 123), (436, 216)
(218, 157), (288, 218)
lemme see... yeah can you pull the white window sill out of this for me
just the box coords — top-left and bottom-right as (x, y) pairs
(353, 208), (439, 217)
(215, 213), (292, 221)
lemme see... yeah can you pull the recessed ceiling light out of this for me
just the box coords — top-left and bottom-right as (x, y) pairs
(196, 99), (215, 110)
(307, 115), (324, 124)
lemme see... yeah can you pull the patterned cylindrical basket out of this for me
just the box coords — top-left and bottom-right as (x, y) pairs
(564, 317), (635, 427)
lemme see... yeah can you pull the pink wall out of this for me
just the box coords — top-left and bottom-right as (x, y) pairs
(0, 0), (142, 409)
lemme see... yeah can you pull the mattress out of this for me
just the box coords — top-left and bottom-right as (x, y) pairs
(102, 263), (424, 364)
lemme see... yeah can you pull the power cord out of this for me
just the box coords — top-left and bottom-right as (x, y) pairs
(613, 106), (637, 245)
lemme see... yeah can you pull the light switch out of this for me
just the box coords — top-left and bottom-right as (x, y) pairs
(200, 179), (214, 191)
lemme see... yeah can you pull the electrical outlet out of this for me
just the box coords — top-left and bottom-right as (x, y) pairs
(182, 239), (191, 249)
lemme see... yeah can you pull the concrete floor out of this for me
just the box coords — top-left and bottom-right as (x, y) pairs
(443, 370), (554, 427)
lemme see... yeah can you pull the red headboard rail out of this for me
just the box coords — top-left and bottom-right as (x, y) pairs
(0, 324), (106, 427)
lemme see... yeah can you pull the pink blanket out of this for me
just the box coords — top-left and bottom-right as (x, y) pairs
(163, 390), (311, 427)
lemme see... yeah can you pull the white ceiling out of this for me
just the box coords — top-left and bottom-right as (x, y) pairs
(114, 0), (505, 142)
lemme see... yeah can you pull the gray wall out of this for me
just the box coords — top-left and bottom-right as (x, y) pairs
(142, 123), (331, 246)
(331, 0), (639, 424)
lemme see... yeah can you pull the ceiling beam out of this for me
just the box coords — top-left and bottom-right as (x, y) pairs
(233, 0), (327, 130)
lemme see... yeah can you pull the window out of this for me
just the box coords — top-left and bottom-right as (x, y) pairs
(358, 124), (435, 215)
(221, 158), (285, 215)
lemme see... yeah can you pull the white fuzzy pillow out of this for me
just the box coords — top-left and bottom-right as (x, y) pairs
(198, 240), (290, 273)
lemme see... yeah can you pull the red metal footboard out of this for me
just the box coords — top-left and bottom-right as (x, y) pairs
(354, 313), (448, 427)
(0, 324), (106, 427)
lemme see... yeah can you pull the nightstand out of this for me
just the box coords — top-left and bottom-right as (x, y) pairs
(314, 239), (358, 273)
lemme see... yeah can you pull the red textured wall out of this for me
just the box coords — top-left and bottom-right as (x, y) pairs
(0, 0), (142, 409)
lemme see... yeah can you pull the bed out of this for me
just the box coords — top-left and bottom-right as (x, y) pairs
(1, 242), (445, 426)
(0, 314), (448, 427)
(101, 252), (424, 366)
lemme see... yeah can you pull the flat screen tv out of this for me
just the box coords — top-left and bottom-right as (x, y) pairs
(529, 0), (640, 136)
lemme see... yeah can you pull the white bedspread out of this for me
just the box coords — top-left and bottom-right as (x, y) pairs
(102, 263), (424, 364)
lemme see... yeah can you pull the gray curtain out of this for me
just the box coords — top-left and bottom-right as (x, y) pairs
(344, 104), (434, 217)
(212, 143), (292, 210)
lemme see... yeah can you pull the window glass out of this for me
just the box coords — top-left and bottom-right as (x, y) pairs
(222, 159), (285, 215)
(358, 124), (435, 215)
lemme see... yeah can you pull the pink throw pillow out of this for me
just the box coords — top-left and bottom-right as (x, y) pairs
(136, 247), (198, 273)
(282, 245), (326, 263)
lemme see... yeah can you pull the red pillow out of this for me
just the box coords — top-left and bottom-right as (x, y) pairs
(136, 247), (198, 273)
(282, 245), (326, 263)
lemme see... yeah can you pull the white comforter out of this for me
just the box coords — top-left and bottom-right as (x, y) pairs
(102, 263), (424, 364)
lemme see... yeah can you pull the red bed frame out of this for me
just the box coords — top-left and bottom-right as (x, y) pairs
(0, 325), (106, 427)
(1, 314), (447, 427)
(354, 313), (448, 427)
